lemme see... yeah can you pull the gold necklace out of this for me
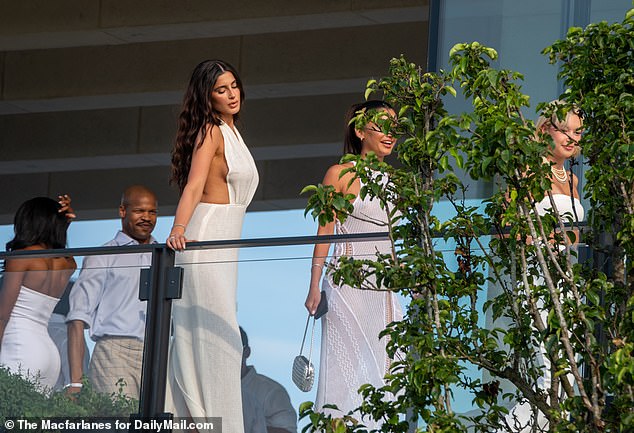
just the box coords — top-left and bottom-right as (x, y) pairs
(551, 165), (568, 183)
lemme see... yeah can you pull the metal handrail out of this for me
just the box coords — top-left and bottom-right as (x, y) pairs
(0, 220), (590, 260)
(0, 231), (390, 260)
(0, 225), (593, 428)
(0, 230), (393, 428)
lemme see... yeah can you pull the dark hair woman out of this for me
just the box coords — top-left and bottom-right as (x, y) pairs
(0, 195), (76, 391)
(343, 99), (395, 155)
(164, 60), (259, 430)
(304, 100), (403, 430)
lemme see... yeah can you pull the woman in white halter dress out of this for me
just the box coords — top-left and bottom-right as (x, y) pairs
(166, 60), (258, 432)
(503, 103), (585, 432)
(305, 101), (403, 430)
(0, 196), (76, 391)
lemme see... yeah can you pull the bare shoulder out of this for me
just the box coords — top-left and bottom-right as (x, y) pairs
(197, 123), (224, 154)
(323, 162), (358, 194)
(4, 256), (45, 272)
(208, 123), (222, 136)
(324, 162), (354, 181)
(54, 256), (77, 271)
(4, 257), (29, 272)
(209, 123), (224, 141)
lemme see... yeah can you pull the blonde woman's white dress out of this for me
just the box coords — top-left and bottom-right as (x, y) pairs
(502, 192), (585, 432)
(315, 174), (403, 430)
(166, 122), (259, 432)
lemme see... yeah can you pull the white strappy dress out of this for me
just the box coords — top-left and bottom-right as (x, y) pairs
(502, 192), (585, 432)
(0, 286), (61, 390)
(315, 173), (403, 429)
(166, 122), (259, 432)
(535, 193), (585, 222)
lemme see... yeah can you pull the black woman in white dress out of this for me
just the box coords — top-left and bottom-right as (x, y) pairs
(0, 196), (76, 391)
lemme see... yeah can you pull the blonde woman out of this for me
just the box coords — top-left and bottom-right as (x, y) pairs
(505, 101), (584, 432)
(534, 101), (584, 226)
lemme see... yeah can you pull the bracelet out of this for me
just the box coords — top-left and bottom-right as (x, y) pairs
(64, 383), (83, 389)
(172, 223), (186, 230)
(312, 263), (324, 269)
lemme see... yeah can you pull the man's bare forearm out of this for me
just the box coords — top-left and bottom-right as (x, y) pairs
(67, 320), (87, 383)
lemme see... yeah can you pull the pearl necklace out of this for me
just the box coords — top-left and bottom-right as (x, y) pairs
(551, 165), (568, 183)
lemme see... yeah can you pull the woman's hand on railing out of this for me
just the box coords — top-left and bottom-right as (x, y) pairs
(167, 224), (189, 251)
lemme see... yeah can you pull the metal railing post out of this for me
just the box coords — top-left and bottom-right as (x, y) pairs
(133, 246), (183, 430)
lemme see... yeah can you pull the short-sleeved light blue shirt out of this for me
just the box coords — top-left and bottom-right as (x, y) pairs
(66, 231), (156, 341)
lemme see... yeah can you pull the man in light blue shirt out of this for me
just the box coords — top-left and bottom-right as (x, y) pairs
(66, 185), (158, 400)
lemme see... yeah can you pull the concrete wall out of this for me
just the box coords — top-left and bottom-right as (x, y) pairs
(0, 0), (429, 223)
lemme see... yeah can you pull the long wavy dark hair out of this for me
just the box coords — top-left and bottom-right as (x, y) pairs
(343, 100), (394, 155)
(6, 197), (68, 251)
(170, 59), (245, 193)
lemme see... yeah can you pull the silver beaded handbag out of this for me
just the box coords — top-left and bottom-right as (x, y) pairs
(292, 314), (315, 392)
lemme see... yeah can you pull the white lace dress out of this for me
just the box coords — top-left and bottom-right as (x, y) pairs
(315, 176), (403, 429)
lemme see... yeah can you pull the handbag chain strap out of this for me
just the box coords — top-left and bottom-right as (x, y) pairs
(299, 314), (316, 364)
(299, 314), (310, 355)
(307, 315), (316, 364)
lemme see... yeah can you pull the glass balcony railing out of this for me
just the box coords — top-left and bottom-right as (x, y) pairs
(0, 227), (417, 427)
(0, 212), (591, 431)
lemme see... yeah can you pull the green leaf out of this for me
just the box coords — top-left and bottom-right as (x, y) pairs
(333, 196), (347, 210)
(439, 155), (450, 172)
(364, 86), (374, 101)
(449, 43), (466, 57)
(300, 185), (318, 195)
(500, 149), (510, 163)
(482, 156), (494, 172)
(486, 69), (498, 86)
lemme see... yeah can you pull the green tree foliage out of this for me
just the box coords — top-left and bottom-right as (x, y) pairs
(301, 8), (633, 433)
(544, 8), (634, 430)
(0, 367), (137, 420)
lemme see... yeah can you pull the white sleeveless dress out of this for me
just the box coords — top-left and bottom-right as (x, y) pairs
(535, 193), (585, 222)
(502, 192), (585, 432)
(166, 122), (259, 432)
(315, 173), (403, 429)
(0, 286), (61, 390)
